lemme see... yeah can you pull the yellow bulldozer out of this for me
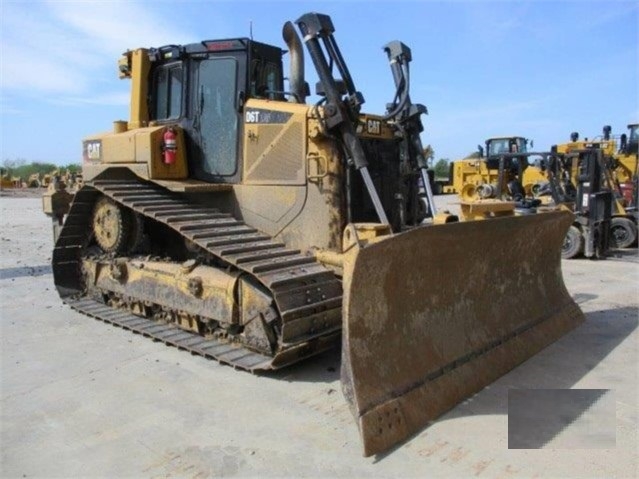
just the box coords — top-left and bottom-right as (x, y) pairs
(43, 13), (583, 456)
(27, 173), (42, 188)
(49, 168), (83, 191)
(0, 168), (17, 190)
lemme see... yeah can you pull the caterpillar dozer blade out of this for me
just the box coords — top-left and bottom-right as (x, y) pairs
(341, 210), (584, 456)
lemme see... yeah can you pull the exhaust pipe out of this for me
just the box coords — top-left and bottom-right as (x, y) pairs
(282, 21), (306, 103)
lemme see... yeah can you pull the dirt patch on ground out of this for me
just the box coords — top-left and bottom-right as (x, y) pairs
(0, 188), (46, 199)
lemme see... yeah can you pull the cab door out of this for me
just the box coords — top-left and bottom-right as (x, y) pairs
(190, 57), (240, 181)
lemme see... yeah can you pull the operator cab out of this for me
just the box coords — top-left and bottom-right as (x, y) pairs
(484, 136), (530, 172)
(624, 123), (638, 155)
(486, 137), (528, 156)
(147, 39), (284, 183)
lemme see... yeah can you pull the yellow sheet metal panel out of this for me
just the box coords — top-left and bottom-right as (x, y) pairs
(522, 165), (547, 192)
(81, 163), (148, 182)
(81, 126), (187, 180)
(83, 129), (145, 164)
(459, 199), (516, 221)
(145, 126), (188, 180)
(615, 153), (638, 183)
(242, 99), (308, 185)
(127, 49), (150, 130)
(102, 133), (136, 163)
(451, 159), (500, 196)
(556, 139), (616, 156)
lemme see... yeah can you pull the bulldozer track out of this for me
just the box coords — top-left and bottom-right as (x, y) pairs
(52, 178), (343, 371)
(66, 297), (275, 371)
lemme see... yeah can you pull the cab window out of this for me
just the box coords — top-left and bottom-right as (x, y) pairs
(248, 59), (282, 100)
(263, 62), (281, 100)
(515, 138), (527, 153)
(488, 139), (509, 155)
(152, 63), (183, 120)
(197, 57), (238, 176)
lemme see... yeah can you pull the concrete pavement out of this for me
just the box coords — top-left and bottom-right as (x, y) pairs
(1, 196), (637, 478)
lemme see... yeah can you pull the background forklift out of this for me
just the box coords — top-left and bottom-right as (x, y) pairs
(547, 147), (612, 258)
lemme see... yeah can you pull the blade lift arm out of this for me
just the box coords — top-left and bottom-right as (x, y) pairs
(382, 41), (437, 217)
(295, 13), (389, 226)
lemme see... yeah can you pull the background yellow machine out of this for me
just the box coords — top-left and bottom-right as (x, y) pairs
(446, 136), (549, 201)
(0, 168), (18, 189)
(545, 148), (614, 258)
(43, 13), (582, 456)
(555, 125), (638, 249)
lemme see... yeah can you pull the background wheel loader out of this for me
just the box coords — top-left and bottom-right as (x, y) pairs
(447, 136), (550, 203)
(43, 12), (583, 456)
(442, 136), (556, 220)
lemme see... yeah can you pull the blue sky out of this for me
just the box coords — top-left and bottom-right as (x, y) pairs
(1, 0), (637, 165)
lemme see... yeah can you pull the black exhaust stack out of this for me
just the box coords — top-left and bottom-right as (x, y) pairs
(282, 22), (307, 104)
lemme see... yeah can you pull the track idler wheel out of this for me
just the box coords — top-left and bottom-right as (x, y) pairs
(92, 196), (143, 254)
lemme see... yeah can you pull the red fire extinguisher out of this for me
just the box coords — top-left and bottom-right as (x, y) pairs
(162, 127), (177, 165)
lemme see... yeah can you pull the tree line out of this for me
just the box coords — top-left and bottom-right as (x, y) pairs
(1, 159), (81, 179)
(2, 152), (478, 182)
(426, 145), (482, 180)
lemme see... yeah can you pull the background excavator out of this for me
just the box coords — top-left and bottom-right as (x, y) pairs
(43, 12), (583, 456)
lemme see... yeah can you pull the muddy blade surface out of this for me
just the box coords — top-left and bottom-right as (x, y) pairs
(341, 210), (584, 457)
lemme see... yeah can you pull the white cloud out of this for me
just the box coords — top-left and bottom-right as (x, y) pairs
(1, 2), (95, 94)
(44, 0), (198, 56)
(1, 43), (90, 94)
(0, 0), (197, 98)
